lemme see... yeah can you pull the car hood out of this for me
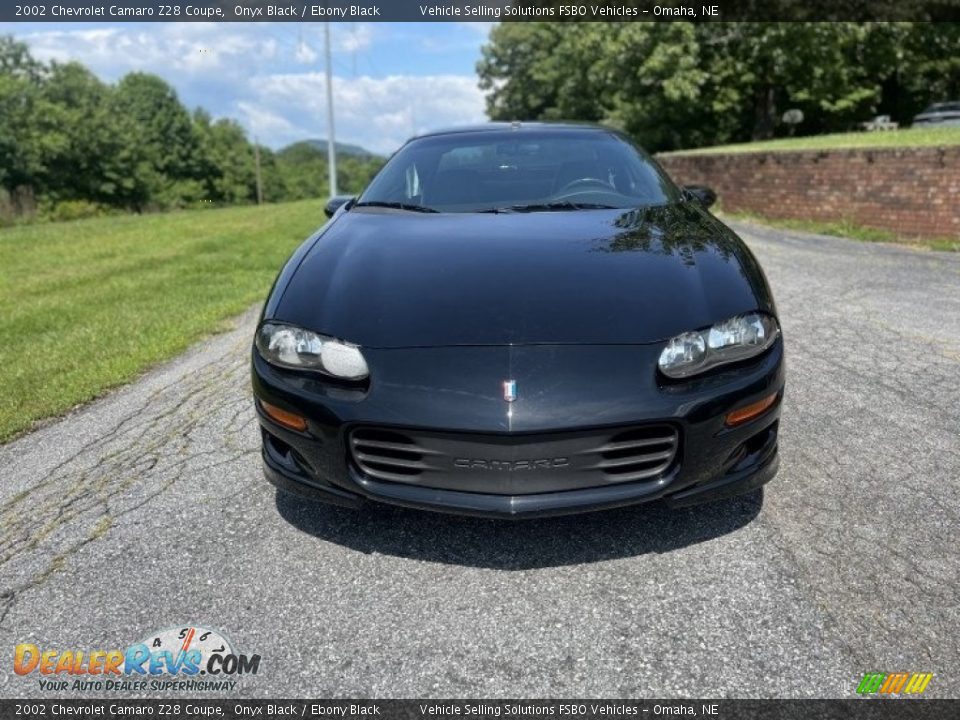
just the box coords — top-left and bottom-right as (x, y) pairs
(273, 202), (774, 348)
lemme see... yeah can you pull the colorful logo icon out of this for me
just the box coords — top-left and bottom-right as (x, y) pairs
(503, 380), (517, 402)
(856, 672), (933, 695)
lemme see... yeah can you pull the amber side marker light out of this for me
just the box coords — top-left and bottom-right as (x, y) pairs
(260, 400), (308, 432)
(725, 392), (779, 427)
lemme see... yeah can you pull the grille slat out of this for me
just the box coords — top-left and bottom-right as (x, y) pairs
(353, 451), (427, 470)
(592, 448), (675, 469)
(593, 436), (678, 453)
(349, 424), (679, 494)
(360, 464), (423, 482)
(353, 438), (441, 455)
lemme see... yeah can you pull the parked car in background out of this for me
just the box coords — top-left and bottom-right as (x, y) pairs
(911, 102), (960, 127)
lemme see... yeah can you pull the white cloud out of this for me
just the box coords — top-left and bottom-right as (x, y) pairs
(286, 23), (373, 66)
(335, 24), (374, 53)
(16, 23), (488, 154)
(457, 22), (497, 37)
(295, 39), (318, 64)
(23, 23), (281, 79)
(249, 72), (486, 154)
(236, 102), (301, 140)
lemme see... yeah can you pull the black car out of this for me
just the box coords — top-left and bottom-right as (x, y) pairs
(252, 123), (784, 518)
(911, 101), (960, 127)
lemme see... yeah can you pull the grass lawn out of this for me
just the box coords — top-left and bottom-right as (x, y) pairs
(717, 209), (960, 253)
(661, 125), (960, 155)
(0, 200), (325, 442)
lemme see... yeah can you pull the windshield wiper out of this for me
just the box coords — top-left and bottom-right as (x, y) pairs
(479, 201), (619, 213)
(353, 200), (439, 213)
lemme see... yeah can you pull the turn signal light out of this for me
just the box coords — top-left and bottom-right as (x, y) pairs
(260, 400), (308, 431)
(725, 392), (779, 427)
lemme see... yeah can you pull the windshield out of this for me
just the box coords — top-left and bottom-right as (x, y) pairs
(357, 129), (681, 213)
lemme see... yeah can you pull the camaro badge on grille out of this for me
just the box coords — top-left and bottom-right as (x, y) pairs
(503, 380), (517, 402)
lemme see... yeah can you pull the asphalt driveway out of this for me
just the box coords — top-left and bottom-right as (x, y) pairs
(1, 221), (958, 698)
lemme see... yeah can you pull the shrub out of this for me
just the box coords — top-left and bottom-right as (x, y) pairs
(38, 199), (112, 223)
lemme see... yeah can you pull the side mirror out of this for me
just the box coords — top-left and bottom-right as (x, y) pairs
(682, 185), (717, 209)
(324, 195), (355, 218)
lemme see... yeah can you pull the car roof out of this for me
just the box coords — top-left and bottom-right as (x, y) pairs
(411, 121), (617, 140)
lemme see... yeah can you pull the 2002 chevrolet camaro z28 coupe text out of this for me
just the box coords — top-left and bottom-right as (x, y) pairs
(252, 123), (785, 518)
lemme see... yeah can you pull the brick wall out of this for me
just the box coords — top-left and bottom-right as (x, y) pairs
(657, 147), (960, 240)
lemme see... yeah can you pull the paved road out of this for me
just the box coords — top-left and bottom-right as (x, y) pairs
(1, 221), (958, 699)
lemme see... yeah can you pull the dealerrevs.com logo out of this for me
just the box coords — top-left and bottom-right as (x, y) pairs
(14, 625), (260, 692)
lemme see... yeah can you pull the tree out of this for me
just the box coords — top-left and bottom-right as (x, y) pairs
(275, 141), (383, 201)
(194, 110), (258, 203)
(111, 72), (202, 209)
(889, 23), (960, 122)
(275, 140), (331, 200)
(477, 23), (566, 121)
(476, 22), (958, 152)
(31, 62), (148, 208)
(0, 36), (47, 211)
(695, 23), (883, 140)
(599, 23), (710, 149)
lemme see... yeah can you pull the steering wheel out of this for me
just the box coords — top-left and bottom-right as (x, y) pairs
(558, 177), (617, 194)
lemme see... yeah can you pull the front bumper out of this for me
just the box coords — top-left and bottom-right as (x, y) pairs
(252, 340), (785, 519)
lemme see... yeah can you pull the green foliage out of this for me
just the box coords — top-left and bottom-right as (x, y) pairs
(477, 24), (566, 121)
(36, 62), (144, 209)
(662, 126), (960, 155)
(0, 37), (47, 199)
(720, 210), (959, 252)
(477, 22), (960, 153)
(0, 36), (383, 221)
(193, 110), (258, 204)
(110, 72), (204, 210)
(276, 141), (330, 199)
(38, 199), (113, 223)
(276, 141), (384, 200)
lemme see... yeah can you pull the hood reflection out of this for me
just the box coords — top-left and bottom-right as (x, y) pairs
(592, 203), (736, 268)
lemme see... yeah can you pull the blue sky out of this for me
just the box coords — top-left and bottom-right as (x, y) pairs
(2, 21), (494, 154)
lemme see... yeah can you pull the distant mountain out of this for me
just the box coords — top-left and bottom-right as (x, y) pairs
(280, 139), (380, 158)
(274, 139), (385, 199)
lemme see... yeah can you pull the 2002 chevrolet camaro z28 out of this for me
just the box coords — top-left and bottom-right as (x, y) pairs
(252, 123), (785, 518)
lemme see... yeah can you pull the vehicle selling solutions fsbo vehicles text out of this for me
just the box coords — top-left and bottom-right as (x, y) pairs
(416, 5), (719, 18)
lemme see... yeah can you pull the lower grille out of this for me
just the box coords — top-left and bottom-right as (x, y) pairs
(593, 426), (680, 480)
(348, 425), (679, 495)
(348, 428), (432, 482)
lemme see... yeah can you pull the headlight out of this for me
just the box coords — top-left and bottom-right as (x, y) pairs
(256, 322), (369, 380)
(658, 312), (779, 378)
